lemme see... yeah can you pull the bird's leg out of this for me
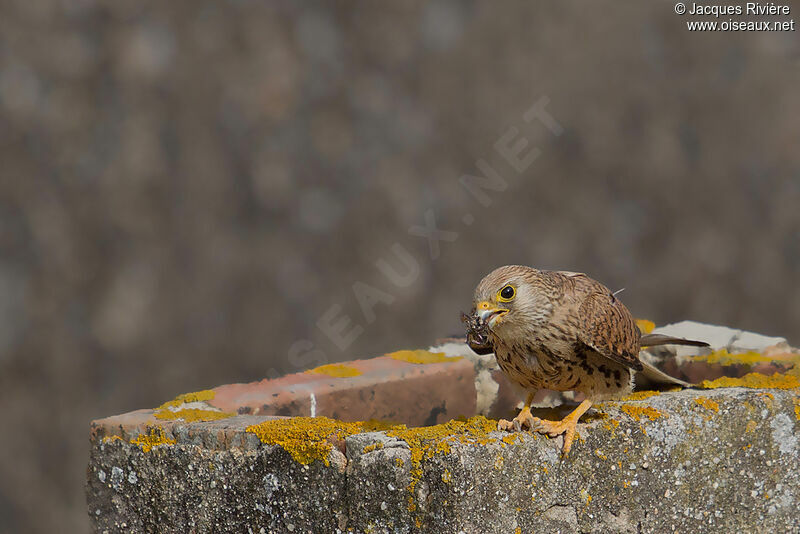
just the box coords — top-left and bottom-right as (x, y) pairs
(530, 399), (593, 456)
(497, 392), (537, 432)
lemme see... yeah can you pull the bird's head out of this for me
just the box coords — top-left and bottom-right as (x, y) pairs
(471, 265), (555, 340)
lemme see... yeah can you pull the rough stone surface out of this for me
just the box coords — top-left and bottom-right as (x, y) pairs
(88, 387), (800, 533)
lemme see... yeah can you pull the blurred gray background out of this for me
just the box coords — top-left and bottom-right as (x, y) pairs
(1, 0), (799, 532)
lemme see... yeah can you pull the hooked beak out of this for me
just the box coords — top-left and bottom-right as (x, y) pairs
(474, 301), (508, 327)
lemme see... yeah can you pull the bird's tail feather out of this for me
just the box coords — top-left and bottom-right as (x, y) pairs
(640, 333), (710, 348)
(637, 359), (691, 387)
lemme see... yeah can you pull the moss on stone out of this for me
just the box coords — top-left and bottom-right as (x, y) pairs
(387, 350), (462, 364)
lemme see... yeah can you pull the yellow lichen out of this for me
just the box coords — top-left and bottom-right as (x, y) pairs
(441, 469), (452, 484)
(387, 350), (461, 364)
(102, 436), (123, 443)
(247, 414), (504, 520)
(603, 418), (621, 432)
(158, 389), (216, 410)
(623, 390), (661, 401)
(362, 442), (384, 453)
(502, 434), (520, 446)
(691, 349), (780, 366)
(385, 416), (497, 512)
(745, 420), (758, 433)
(620, 404), (667, 421)
(700, 372), (800, 390)
(130, 427), (176, 453)
(245, 417), (390, 465)
(793, 398), (800, 421)
(306, 363), (363, 378)
(694, 397), (720, 413)
(154, 408), (235, 422)
(395, 457), (404, 467)
(493, 455), (504, 470)
(636, 319), (655, 334)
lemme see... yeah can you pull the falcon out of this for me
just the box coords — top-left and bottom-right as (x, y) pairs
(465, 265), (708, 455)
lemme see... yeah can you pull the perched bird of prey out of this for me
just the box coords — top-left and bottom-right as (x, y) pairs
(465, 265), (708, 455)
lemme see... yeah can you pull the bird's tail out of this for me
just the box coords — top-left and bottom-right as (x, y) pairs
(638, 359), (691, 387)
(640, 333), (710, 348)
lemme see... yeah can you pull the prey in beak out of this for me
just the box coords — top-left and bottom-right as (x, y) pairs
(461, 301), (509, 356)
(474, 301), (509, 328)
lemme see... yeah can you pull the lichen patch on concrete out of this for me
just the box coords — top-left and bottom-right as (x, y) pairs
(157, 389), (216, 410)
(306, 363), (363, 378)
(388, 350), (462, 364)
(623, 390), (661, 401)
(245, 416), (390, 465)
(620, 404), (667, 421)
(154, 408), (235, 422)
(693, 396), (720, 413)
(129, 427), (176, 453)
(700, 372), (800, 390)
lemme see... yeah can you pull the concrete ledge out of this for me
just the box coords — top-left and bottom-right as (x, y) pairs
(87, 387), (800, 533)
(87, 322), (800, 532)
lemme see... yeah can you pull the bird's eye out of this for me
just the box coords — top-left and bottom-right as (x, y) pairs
(498, 285), (515, 302)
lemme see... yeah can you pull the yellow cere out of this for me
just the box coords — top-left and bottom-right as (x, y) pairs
(694, 396), (720, 413)
(620, 404), (667, 422)
(158, 389), (216, 410)
(130, 427), (176, 453)
(623, 390), (661, 401)
(387, 350), (461, 364)
(306, 363), (363, 378)
(636, 319), (656, 334)
(700, 372), (800, 390)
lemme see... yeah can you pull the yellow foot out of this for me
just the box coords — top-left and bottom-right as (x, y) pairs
(530, 417), (580, 456)
(497, 405), (538, 432)
(498, 399), (593, 456)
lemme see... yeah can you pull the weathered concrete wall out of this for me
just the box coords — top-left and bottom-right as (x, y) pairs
(88, 386), (800, 533)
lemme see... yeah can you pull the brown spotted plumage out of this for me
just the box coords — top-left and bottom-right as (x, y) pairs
(466, 265), (708, 455)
